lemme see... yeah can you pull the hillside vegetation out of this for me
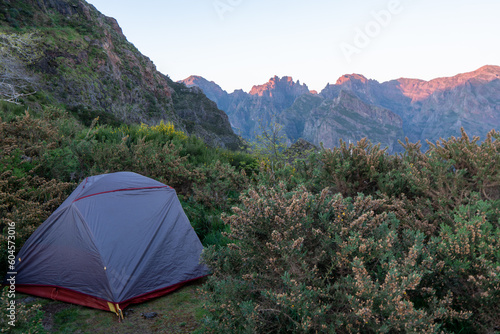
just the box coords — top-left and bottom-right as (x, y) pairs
(1, 101), (499, 333)
(0, 0), (242, 149)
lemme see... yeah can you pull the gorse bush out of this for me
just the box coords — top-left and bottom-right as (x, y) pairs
(0, 109), (75, 276)
(405, 129), (500, 226)
(201, 131), (500, 333)
(201, 185), (493, 333)
(319, 139), (398, 197)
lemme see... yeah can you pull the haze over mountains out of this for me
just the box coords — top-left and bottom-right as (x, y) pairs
(181, 65), (500, 152)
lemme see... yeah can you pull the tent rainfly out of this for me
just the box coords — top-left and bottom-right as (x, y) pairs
(9, 172), (209, 316)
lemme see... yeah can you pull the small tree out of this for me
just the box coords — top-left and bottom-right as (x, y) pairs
(252, 116), (288, 172)
(0, 32), (41, 104)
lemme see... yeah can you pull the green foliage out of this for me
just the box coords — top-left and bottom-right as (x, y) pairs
(252, 118), (288, 172)
(201, 186), (477, 333)
(405, 129), (500, 225)
(201, 131), (500, 333)
(1, 99), (499, 332)
(0, 106), (252, 251)
(0, 287), (45, 333)
(429, 202), (500, 331)
(67, 105), (123, 127)
(318, 138), (412, 198)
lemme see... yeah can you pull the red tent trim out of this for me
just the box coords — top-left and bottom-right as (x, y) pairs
(73, 186), (171, 203)
(14, 275), (208, 313)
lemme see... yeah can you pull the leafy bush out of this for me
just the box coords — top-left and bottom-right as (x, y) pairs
(201, 185), (481, 333)
(318, 138), (413, 198)
(200, 130), (500, 333)
(0, 110), (76, 276)
(0, 170), (74, 278)
(429, 201), (500, 332)
(405, 129), (500, 225)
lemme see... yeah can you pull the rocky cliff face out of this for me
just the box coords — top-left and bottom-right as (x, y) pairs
(180, 75), (231, 112)
(324, 65), (500, 145)
(1, 0), (241, 149)
(182, 74), (405, 152)
(180, 75), (311, 139)
(181, 68), (499, 153)
(282, 91), (404, 152)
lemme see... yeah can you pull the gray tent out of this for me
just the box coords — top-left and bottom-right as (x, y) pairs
(12, 172), (209, 315)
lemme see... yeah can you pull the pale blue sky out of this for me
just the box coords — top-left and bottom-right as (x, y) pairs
(86, 0), (500, 93)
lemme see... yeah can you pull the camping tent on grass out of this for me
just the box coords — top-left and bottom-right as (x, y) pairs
(10, 172), (209, 316)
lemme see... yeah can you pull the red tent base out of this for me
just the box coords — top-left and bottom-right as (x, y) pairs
(15, 275), (208, 314)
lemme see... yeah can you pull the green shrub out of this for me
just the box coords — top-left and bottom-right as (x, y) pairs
(2, 101), (498, 332)
(318, 138), (410, 198)
(406, 129), (500, 225)
(428, 202), (500, 331)
(201, 185), (475, 333)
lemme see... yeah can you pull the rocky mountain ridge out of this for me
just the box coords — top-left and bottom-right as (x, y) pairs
(324, 65), (500, 144)
(181, 65), (500, 152)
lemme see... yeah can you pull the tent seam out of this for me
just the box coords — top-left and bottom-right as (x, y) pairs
(72, 177), (89, 203)
(72, 186), (170, 203)
(72, 204), (116, 301)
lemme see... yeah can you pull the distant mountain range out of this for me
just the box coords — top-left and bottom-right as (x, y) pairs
(180, 65), (500, 152)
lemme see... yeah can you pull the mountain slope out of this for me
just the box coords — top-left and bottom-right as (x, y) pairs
(181, 75), (231, 112)
(284, 91), (404, 152)
(182, 75), (405, 152)
(0, 0), (241, 149)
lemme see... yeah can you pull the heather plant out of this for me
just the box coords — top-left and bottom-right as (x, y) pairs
(201, 185), (473, 333)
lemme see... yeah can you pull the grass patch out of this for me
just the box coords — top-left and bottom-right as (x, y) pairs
(12, 279), (207, 334)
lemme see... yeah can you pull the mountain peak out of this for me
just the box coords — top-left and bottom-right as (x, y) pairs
(178, 75), (230, 111)
(249, 76), (309, 96)
(181, 75), (208, 85)
(476, 65), (500, 74)
(336, 74), (369, 85)
(179, 75), (226, 93)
